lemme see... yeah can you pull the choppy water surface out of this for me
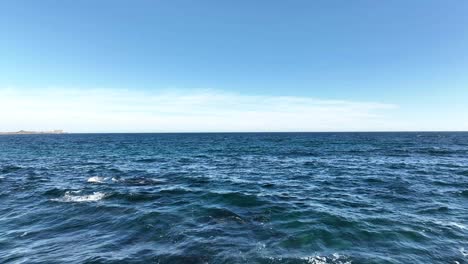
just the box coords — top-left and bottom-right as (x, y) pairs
(1, 133), (467, 264)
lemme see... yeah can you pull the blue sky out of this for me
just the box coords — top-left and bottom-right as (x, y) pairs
(1, 1), (467, 132)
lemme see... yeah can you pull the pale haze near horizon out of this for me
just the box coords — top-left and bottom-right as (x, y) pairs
(1, 1), (467, 132)
(1, 88), (466, 133)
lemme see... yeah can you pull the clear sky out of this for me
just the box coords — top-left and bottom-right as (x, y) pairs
(1, 0), (467, 132)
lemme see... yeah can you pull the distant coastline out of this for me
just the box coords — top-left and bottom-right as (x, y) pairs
(0, 130), (66, 135)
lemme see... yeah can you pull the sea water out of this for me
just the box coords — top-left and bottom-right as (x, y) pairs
(0, 133), (467, 263)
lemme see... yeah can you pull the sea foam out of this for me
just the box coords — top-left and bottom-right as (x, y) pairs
(461, 247), (468, 257)
(87, 176), (106, 183)
(53, 191), (105, 202)
(301, 254), (351, 264)
(435, 220), (467, 230)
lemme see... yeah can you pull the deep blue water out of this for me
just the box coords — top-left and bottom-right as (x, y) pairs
(0, 132), (467, 264)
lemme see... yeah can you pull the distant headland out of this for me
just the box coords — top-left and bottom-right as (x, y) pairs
(0, 130), (66, 135)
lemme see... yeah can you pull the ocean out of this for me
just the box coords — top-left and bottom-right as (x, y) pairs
(0, 132), (467, 264)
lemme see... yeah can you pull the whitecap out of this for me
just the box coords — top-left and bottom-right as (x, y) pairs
(449, 222), (467, 230)
(301, 254), (351, 264)
(461, 247), (468, 257)
(302, 255), (328, 264)
(87, 176), (106, 183)
(255, 242), (266, 251)
(52, 191), (105, 202)
(435, 221), (467, 230)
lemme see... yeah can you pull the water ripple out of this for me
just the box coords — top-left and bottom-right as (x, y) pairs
(0, 132), (467, 263)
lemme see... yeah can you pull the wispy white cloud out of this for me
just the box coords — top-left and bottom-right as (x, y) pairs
(0, 88), (398, 132)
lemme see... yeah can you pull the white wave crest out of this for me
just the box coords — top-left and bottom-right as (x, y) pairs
(302, 253), (351, 264)
(268, 254), (351, 264)
(435, 221), (467, 230)
(450, 222), (467, 230)
(87, 176), (106, 183)
(461, 247), (468, 257)
(52, 191), (105, 202)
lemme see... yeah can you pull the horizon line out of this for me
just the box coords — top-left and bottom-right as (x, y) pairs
(2, 130), (468, 135)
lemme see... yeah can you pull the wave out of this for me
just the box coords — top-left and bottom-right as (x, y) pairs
(435, 220), (467, 230)
(302, 254), (351, 264)
(52, 191), (106, 202)
(265, 253), (351, 264)
(416, 206), (450, 214)
(460, 190), (468, 198)
(202, 207), (245, 224)
(110, 176), (165, 186)
(86, 176), (164, 186)
(461, 247), (468, 257)
(87, 176), (106, 183)
(134, 158), (164, 163)
(203, 191), (267, 207)
(0, 165), (23, 174)
(108, 191), (162, 202)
